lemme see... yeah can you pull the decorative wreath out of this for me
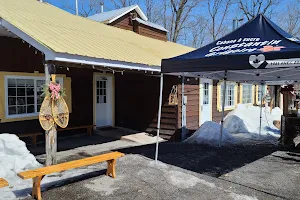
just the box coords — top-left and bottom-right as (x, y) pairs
(39, 75), (69, 131)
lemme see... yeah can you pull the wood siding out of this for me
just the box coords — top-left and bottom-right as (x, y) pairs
(177, 80), (200, 130)
(110, 11), (136, 31)
(110, 11), (167, 41)
(115, 73), (178, 140)
(139, 23), (167, 41)
(0, 37), (94, 134)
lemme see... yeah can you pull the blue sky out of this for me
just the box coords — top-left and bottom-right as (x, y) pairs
(44, 0), (147, 15)
(43, 0), (299, 47)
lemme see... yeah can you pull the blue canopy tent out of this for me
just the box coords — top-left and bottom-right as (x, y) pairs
(155, 14), (300, 162)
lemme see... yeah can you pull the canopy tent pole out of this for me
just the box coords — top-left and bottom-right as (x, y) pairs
(155, 73), (164, 163)
(259, 83), (265, 136)
(181, 76), (187, 141)
(219, 71), (227, 147)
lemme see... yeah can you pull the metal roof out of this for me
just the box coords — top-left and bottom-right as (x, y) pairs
(0, 0), (194, 68)
(88, 4), (148, 24)
(133, 18), (168, 32)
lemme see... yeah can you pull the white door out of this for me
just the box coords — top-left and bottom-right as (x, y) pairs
(95, 75), (113, 127)
(200, 79), (213, 125)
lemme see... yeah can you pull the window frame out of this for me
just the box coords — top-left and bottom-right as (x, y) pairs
(218, 81), (238, 111)
(256, 84), (267, 105)
(4, 75), (63, 119)
(240, 83), (254, 104)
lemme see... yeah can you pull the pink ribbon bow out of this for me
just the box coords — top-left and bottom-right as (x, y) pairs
(49, 82), (61, 100)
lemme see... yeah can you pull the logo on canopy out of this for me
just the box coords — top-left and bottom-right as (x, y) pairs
(249, 54), (265, 68)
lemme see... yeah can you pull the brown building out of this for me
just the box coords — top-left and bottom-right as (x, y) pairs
(0, 1), (263, 143)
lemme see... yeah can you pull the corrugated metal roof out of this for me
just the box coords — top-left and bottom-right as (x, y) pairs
(0, 0), (194, 67)
(88, 4), (147, 24)
(134, 18), (168, 32)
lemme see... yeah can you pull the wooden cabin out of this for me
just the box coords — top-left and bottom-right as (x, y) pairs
(0, 2), (266, 143)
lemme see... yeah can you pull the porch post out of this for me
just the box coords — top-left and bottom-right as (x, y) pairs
(219, 71), (227, 147)
(45, 64), (57, 166)
(181, 76), (187, 141)
(259, 83), (264, 136)
(155, 73), (164, 163)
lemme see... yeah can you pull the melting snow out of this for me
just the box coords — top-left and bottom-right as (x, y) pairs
(0, 134), (42, 199)
(185, 105), (282, 146)
(184, 121), (235, 146)
(224, 104), (281, 137)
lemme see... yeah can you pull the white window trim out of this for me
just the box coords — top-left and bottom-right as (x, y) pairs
(241, 83), (253, 104)
(4, 75), (63, 119)
(256, 85), (266, 105)
(220, 82), (236, 109)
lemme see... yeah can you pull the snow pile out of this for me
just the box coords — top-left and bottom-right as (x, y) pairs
(224, 104), (281, 137)
(185, 121), (235, 146)
(0, 134), (42, 199)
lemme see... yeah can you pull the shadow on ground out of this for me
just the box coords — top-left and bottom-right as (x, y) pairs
(28, 133), (117, 156)
(117, 142), (278, 177)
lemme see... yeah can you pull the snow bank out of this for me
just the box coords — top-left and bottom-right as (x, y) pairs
(0, 134), (42, 199)
(185, 121), (235, 146)
(224, 104), (281, 137)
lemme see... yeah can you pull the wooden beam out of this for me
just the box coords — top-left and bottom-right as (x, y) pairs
(0, 178), (8, 188)
(44, 64), (57, 166)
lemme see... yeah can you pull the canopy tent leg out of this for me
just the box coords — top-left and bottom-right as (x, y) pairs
(219, 71), (227, 147)
(181, 76), (187, 141)
(259, 83), (264, 136)
(155, 74), (164, 163)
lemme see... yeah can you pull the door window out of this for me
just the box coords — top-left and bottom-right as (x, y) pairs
(96, 78), (107, 104)
(203, 83), (209, 105)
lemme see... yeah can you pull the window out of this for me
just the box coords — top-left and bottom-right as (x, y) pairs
(96, 78), (107, 104)
(203, 83), (209, 105)
(220, 82), (236, 109)
(257, 85), (266, 104)
(5, 76), (63, 118)
(242, 84), (253, 104)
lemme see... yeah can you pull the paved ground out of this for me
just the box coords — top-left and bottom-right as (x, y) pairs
(23, 142), (300, 200)
(28, 127), (164, 157)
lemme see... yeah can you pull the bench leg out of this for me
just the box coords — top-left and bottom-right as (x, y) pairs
(106, 159), (116, 178)
(32, 176), (44, 200)
(87, 127), (92, 137)
(31, 136), (37, 147)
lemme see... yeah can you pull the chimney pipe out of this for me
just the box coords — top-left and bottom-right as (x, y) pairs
(75, 0), (79, 15)
(100, 2), (104, 13)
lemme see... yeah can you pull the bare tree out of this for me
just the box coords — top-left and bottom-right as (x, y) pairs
(278, 3), (300, 37)
(189, 16), (207, 48)
(143, 0), (162, 23)
(207, 0), (232, 41)
(238, 0), (279, 20)
(63, 0), (103, 17)
(167, 0), (202, 42)
(110, 0), (139, 8)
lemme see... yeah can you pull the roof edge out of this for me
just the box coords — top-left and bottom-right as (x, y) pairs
(46, 52), (161, 72)
(1, 18), (160, 72)
(108, 4), (148, 24)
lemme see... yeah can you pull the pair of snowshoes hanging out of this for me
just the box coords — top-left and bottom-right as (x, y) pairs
(39, 75), (69, 131)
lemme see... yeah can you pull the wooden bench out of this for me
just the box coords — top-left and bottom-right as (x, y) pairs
(0, 178), (8, 188)
(17, 133), (43, 147)
(57, 125), (96, 137)
(18, 151), (124, 200)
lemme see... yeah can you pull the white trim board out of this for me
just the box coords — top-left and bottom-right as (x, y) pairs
(108, 5), (148, 24)
(48, 52), (161, 72)
(4, 75), (63, 119)
(0, 18), (160, 72)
